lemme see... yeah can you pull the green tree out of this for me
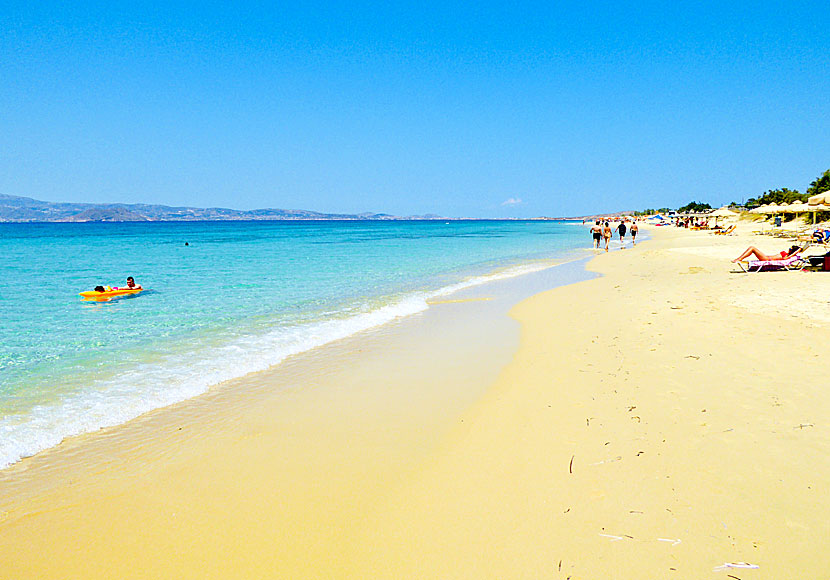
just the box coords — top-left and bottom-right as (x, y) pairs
(807, 169), (830, 195)
(745, 188), (805, 208)
(676, 201), (712, 213)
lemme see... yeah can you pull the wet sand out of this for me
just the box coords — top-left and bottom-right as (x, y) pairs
(0, 258), (590, 578)
(353, 224), (830, 578)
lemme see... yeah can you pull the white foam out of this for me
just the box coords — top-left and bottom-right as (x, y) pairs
(0, 259), (564, 469)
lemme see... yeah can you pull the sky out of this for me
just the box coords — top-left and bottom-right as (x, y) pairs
(1, 1), (828, 218)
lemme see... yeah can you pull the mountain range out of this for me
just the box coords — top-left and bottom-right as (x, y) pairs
(0, 194), (445, 222)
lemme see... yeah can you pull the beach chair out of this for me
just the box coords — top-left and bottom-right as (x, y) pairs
(713, 225), (736, 235)
(736, 254), (807, 273)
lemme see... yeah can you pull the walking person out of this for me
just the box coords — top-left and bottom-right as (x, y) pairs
(617, 220), (627, 249)
(602, 221), (612, 252)
(590, 220), (602, 249)
(630, 221), (638, 246)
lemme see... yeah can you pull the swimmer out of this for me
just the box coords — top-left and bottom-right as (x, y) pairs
(124, 276), (142, 289)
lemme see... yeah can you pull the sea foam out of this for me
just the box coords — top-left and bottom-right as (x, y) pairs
(0, 260), (558, 469)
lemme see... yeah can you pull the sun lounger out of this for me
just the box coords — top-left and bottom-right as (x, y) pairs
(736, 254), (807, 273)
(713, 225), (736, 235)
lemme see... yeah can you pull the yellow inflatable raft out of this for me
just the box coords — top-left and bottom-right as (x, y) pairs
(79, 288), (143, 300)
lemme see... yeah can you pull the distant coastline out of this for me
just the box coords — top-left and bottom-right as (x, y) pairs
(0, 194), (592, 223)
(0, 194), (442, 223)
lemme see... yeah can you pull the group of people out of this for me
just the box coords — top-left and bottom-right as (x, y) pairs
(676, 217), (709, 229)
(583, 214), (823, 266)
(93, 276), (142, 293)
(589, 219), (638, 252)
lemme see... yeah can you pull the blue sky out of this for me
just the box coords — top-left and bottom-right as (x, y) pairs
(2, 1), (828, 217)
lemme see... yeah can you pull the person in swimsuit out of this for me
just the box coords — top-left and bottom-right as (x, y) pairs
(731, 245), (801, 263)
(630, 221), (638, 245)
(602, 221), (612, 252)
(590, 220), (602, 249)
(617, 220), (627, 248)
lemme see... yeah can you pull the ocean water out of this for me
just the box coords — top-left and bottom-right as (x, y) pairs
(0, 220), (590, 468)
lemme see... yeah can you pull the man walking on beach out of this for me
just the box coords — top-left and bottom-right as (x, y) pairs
(617, 220), (627, 249)
(590, 220), (602, 249)
(630, 221), (638, 245)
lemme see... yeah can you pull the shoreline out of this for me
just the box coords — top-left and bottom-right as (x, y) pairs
(353, 224), (830, 578)
(0, 250), (596, 578)
(1, 241), (588, 471)
(4, 223), (830, 577)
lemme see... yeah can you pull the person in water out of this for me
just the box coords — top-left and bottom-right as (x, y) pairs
(590, 220), (602, 249)
(617, 220), (627, 248)
(602, 221), (612, 252)
(731, 245), (801, 263)
(124, 276), (142, 289)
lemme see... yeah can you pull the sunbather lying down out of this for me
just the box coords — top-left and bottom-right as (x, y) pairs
(731, 245), (802, 263)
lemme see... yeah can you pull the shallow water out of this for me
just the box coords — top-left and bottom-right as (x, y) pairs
(0, 219), (590, 467)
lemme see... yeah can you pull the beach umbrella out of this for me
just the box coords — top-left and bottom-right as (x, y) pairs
(808, 192), (830, 206)
(708, 206), (738, 226)
(711, 206), (737, 216)
(749, 204), (772, 214)
(805, 198), (830, 224)
(780, 201), (809, 213)
(773, 201), (811, 228)
(709, 207), (738, 217)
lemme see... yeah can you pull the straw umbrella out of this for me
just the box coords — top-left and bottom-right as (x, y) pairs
(808, 192), (830, 205)
(780, 200), (809, 214)
(771, 201), (811, 236)
(761, 203), (785, 227)
(708, 206), (738, 227)
(748, 204), (781, 233)
(710, 206), (738, 217)
(807, 193), (830, 225)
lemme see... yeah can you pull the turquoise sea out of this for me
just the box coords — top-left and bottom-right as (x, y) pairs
(0, 220), (592, 468)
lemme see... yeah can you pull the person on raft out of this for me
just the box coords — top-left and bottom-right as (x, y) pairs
(123, 276), (142, 289)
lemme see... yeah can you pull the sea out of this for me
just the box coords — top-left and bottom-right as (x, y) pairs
(0, 219), (595, 468)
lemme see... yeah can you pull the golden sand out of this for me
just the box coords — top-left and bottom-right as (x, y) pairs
(2, 223), (830, 578)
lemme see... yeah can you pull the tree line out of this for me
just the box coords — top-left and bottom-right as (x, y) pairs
(633, 168), (830, 215)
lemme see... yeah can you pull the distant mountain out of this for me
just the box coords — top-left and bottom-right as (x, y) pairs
(575, 211), (637, 221)
(0, 194), (446, 222)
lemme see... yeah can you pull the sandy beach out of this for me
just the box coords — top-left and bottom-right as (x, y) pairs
(3, 223), (830, 578)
